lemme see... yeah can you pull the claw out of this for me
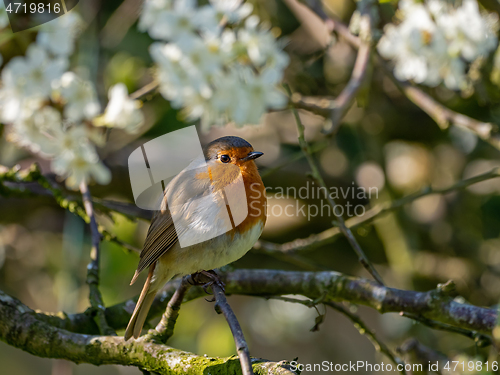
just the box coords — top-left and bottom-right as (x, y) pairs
(189, 270), (225, 298)
(202, 283), (212, 294)
(187, 277), (194, 286)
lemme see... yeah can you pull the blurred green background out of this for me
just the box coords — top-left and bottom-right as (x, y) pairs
(1, 0), (500, 374)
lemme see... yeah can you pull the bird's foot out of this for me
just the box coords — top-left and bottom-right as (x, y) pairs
(189, 270), (225, 301)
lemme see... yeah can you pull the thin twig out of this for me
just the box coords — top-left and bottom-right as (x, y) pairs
(260, 141), (328, 178)
(325, 301), (406, 374)
(0, 164), (144, 256)
(397, 338), (449, 375)
(211, 282), (254, 375)
(100, 230), (141, 254)
(267, 294), (405, 373)
(328, 15), (500, 149)
(130, 80), (159, 100)
(255, 167), (500, 254)
(324, 0), (374, 135)
(100, 0), (143, 48)
(401, 312), (493, 348)
(149, 276), (192, 343)
(80, 181), (116, 336)
(285, 83), (385, 285)
(382, 64), (499, 146)
(288, 2), (373, 134)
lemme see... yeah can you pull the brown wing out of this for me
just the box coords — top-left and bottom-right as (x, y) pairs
(130, 209), (181, 286)
(130, 204), (179, 285)
(130, 160), (212, 285)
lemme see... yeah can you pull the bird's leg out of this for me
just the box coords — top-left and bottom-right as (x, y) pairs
(189, 270), (225, 299)
(201, 270), (225, 293)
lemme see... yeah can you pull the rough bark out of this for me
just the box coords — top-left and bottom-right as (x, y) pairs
(24, 270), (497, 336)
(0, 291), (297, 375)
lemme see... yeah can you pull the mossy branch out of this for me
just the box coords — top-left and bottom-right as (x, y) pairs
(0, 290), (298, 375)
(80, 181), (116, 336)
(26, 270), (496, 343)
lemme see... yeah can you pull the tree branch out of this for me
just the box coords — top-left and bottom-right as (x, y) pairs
(397, 338), (449, 375)
(222, 270), (496, 335)
(148, 276), (191, 343)
(325, 301), (406, 372)
(255, 167), (500, 254)
(326, 15), (500, 149)
(212, 281), (254, 375)
(267, 295), (406, 374)
(2, 166), (498, 347)
(324, 0), (374, 135)
(379, 63), (500, 148)
(0, 290), (298, 375)
(30, 270), (497, 341)
(80, 181), (115, 336)
(286, 84), (385, 285)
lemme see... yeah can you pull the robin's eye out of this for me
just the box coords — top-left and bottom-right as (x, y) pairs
(220, 154), (231, 163)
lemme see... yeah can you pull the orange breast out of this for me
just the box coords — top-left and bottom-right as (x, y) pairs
(198, 159), (266, 237)
(234, 166), (267, 235)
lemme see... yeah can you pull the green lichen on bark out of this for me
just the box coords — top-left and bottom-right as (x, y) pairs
(0, 290), (298, 374)
(21, 270), (498, 337)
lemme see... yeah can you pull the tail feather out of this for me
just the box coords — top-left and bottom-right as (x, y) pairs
(130, 270), (140, 285)
(124, 264), (156, 340)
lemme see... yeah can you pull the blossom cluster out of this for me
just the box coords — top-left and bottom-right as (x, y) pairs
(378, 0), (498, 90)
(139, 0), (290, 129)
(0, 9), (144, 189)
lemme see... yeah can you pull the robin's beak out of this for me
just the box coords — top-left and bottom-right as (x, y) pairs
(241, 151), (264, 162)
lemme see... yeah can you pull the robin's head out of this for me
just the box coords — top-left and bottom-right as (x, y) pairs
(204, 136), (263, 169)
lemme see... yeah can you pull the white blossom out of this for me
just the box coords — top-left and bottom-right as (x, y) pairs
(8, 106), (62, 155)
(378, 2), (447, 86)
(151, 42), (209, 105)
(54, 72), (101, 122)
(209, 0), (253, 23)
(52, 150), (111, 189)
(0, 8), (120, 190)
(146, 0), (218, 41)
(145, 0), (289, 129)
(51, 126), (111, 189)
(37, 12), (83, 56)
(237, 16), (289, 69)
(138, 0), (173, 32)
(378, 0), (498, 90)
(0, 89), (42, 123)
(151, 36), (223, 103)
(2, 45), (67, 98)
(436, 0), (498, 61)
(210, 66), (287, 127)
(179, 35), (224, 78)
(103, 84), (144, 133)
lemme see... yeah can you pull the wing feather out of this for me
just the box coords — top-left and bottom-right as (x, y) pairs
(132, 159), (213, 278)
(135, 208), (178, 275)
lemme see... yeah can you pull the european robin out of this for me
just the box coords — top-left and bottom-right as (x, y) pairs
(125, 136), (267, 340)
